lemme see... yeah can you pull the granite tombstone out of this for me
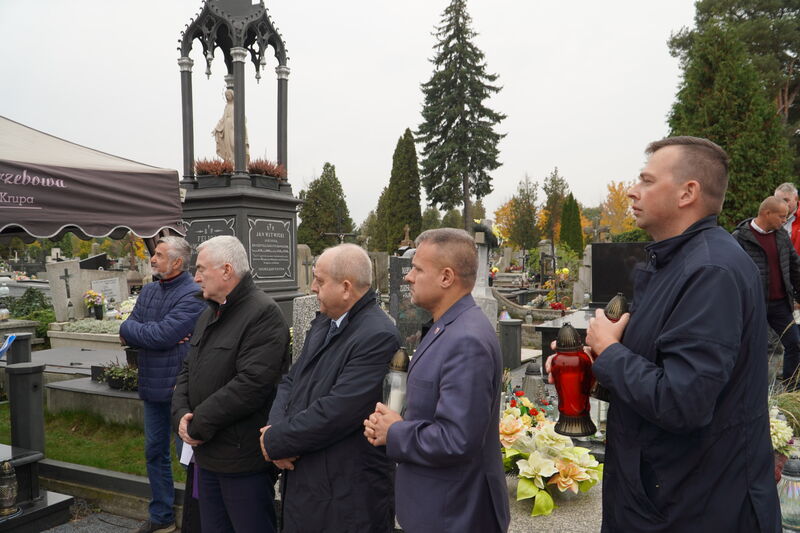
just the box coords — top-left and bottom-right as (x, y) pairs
(388, 256), (431, 352)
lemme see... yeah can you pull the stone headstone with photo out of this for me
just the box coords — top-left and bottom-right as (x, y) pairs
(389, 256), (431, 352)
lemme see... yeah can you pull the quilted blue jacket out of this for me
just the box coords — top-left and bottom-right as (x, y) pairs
(120, 271), (207, 402)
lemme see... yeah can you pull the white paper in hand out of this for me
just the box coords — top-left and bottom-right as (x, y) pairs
(179, 442), (194, 466)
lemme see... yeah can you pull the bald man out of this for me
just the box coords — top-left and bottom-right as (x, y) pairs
(260, 244), (400, 533)
(733, 196), (800, 387)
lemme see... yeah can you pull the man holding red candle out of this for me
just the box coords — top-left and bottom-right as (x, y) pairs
(581, 137), (780, 532)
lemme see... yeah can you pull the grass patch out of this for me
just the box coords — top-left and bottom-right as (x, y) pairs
(0, 403), (185, 483)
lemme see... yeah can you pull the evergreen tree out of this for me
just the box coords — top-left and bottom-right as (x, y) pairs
(508, 175), (540, 251)
(378, 129), (423, 252)
(358, 210), (379, 251)
(559, 194), (584, 257)
(421, 206), (442, 231)
(373, 187), (391, 252)
(669, 25), (793, 229)
(441, 209), (464, 229)
(542, 167), (569, 242)
(297, 163), (355, 255)
(417, 0), (506, 230)
(472, 199), (486, 222)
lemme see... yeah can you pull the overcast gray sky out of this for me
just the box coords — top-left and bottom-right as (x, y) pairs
(0, 0), (697, 227)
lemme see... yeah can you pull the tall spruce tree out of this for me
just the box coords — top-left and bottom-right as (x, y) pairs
(297, 163), (355, 255)
(669, 25), (792, 229)
(417, 0), (506, 230)
(377, 129), (422, 252)
(373, 187), (390, 252)
(559, 194), (584, 257)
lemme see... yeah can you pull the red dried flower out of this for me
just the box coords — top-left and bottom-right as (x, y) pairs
(514, 390), (524, 397)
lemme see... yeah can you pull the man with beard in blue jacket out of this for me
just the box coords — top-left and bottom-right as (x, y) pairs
(120, 236), (207, 533)
(578, 137), (780, 532)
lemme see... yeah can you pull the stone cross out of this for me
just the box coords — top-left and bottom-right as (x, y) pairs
(301, 257), (314, 283)
(59, 269), (72, 299)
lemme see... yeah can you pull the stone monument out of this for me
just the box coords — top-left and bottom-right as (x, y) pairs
(388, 256), (431, 352)
(45, 260), (128, 321)
(179, 0), (301, 320)
(472, 231), (498, 330)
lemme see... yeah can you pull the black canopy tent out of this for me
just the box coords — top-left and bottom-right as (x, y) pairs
(0, 115), (184, 252)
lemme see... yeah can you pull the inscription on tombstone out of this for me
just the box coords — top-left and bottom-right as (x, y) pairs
(91, 278), (122, 305)
(183, 217), (236, 267)
(389, 256), (431, 352)
(249, 218), (292, 279)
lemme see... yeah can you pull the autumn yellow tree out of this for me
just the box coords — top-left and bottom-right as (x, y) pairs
(493, 199), (515, 243)
(600, 181), (636, 234)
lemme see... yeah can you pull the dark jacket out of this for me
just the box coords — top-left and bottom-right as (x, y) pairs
(119, 271), (206, 403)
(387, 294), (510, 533)
(172, 274), (290, 474)
(732, 217), (800, 309)
(265, 289), (400, 533)
(592, 216), (780, 532)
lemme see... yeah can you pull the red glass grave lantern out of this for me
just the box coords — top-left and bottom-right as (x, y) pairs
(552, 322), (597, 437)
(590, 292), (628, 402)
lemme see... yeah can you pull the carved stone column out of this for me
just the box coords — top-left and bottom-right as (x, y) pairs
(230, 47), (249, 184)
(276, 65), (290, 173)
(178, 56), (195, 185)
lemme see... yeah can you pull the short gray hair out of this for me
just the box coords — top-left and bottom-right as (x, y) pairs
(196, 236), (250, 277)
(776, 182), (798, 196)
(321, 243), (372, 290)
(157, 236), (192, 271)
(415, 228), (478, 288)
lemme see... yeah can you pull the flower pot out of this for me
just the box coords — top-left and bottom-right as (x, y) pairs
(106, 376), (124, 390)
(93, 306), (103, 320)
(776, 452), (789, 483)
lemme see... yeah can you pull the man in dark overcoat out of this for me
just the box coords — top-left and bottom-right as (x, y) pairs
(580, 137), (780, 532)
(260, 243), (400, 533)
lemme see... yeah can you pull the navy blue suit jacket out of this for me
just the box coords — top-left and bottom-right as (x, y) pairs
(387, 294), (510, 533)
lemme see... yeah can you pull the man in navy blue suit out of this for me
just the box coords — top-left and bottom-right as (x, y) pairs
(365, 228), (510, 533)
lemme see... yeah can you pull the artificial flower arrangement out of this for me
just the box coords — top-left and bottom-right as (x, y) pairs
(500, 392), (603, 516)
(772, 414), (794, 457)
(82, 289), (105, 309)
(116, 296), (138, 320)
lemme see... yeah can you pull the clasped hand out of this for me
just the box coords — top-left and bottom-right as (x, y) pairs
(259, 425), (298, 470)
(363, 402), (402, 447)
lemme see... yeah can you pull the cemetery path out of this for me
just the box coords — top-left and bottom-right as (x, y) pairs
(43, 512), (155, 532)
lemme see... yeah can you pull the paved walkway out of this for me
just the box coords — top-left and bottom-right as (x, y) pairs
(43, 512), (144, 532)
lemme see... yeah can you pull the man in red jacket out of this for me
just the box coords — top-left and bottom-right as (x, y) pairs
(775, 182), (800, 254)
